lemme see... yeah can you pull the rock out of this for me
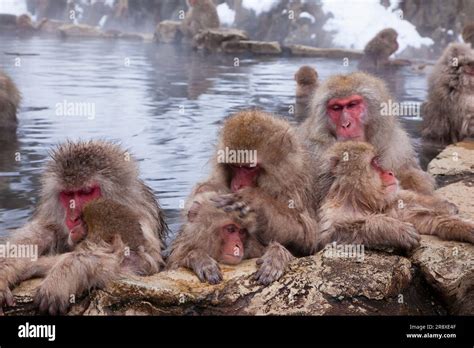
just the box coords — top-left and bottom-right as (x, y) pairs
(192, 28), (249, 51)
(288, 44), (363, 59)
(58, 24), (105, 39)
(0, 14), (18, 28)
(5, 250), (444, 316)
(411, 236), (474, 314)
(154, 20), (183, 44)
(436, 182), (474, 220)
(428, 140), (474, 180)
(222, 40), (282, 55)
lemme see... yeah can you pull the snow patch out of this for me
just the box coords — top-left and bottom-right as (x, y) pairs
(321, 0), (433, 52)
(0, 0), (27, 15)
(299, 11), (315, 23)
(242, 0), (279, 16)
(217, 3), (235, 26)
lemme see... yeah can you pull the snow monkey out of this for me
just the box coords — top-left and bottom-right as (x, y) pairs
(0, 140), (166, 315)
(0, 69), (21, 130)
(299, 71), (436, 196)
(294, 65), (319, 120)
(167, 110), (319, 285)
(421, 43), (474, 144)
(318, 141), (474, 251)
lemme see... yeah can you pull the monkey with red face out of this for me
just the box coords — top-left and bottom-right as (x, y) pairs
(167, 110), (319, 285)
(318, 141), (474, 251)
(0, 140), (166, 315)
(299, 72), (436, 199)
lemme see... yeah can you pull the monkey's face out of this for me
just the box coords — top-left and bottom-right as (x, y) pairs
(327, 95), (367, 141)
(461, 61), (474, 76)
(370, 156), (398, 197)
(59, 184), (102, 245)
(218, 222), (248, 265)
(228, 164), (261, 192)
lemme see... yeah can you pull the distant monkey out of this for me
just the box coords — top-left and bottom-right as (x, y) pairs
(0, 69), (21, 130)
(294, 66), (319, 120)
(181, 0), (220, 38)
(421, 43), (474, 144)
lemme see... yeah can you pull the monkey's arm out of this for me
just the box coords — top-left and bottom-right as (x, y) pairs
(398, 208), (474, 244)
(34, 247), (122, 315)
(0, 222), (60, 308)
(397, 165), (436, 195)
(317, 214), (420, 251)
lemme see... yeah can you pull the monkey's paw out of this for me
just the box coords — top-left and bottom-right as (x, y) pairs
(397, 223), (421, 251)
(0, 282), (15, 313)
(254, 255), (288, 286)
(34, 283), (71, 315)
(192, 256), (223, 285)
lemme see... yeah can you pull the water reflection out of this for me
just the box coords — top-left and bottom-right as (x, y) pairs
(0, 35), (431, 239)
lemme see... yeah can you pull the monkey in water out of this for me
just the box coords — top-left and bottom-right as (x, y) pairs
(317, 141), (474, 251)
(294, 65), (319, 120)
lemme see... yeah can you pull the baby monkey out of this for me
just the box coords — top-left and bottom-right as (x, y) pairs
(318, 141), (474, 251)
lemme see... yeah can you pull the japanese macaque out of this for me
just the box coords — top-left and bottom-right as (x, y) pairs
(462, 23), (474, 47)
(0, 70), (21, 130)
(168, 110), (318, 285)
(0, 140), (166, 315)
(295, 66), (319, 120)
(167, 192), (272, 284)
(16, 14), (35, 32)
(318, 141), (474, 250)
(181, 0), (220, 38)
(359, 28), (410, 70)
(421, 43), (474, 144)
(299, 72), (435, 196)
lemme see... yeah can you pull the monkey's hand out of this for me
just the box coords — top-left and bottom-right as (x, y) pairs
(187, 250), (223, 285)
(394, 222), (421, 251)
(212, 192), (254, 218)
(254, 242), (294, 286)
(34, 278), (71, 315)
(0, 280), (15, 314)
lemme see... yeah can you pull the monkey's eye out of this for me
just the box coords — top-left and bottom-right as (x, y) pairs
(239, 229), (247, 236)
(371, 156), (381, 169)
(348, 101), (359, 108)
(225, 225), (237, 234)
(330, 105), (342, 111)
(79, 187), (93, 195)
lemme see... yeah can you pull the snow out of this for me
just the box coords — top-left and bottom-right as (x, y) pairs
(217, 3), (235, 26)
(299, 11), (315, 24)
(242, 0), (279, 16)
(321, 0), (433, 52)
(0, 0), (27, 15)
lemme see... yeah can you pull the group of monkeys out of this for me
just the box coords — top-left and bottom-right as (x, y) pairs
(1, 25), (474, 317)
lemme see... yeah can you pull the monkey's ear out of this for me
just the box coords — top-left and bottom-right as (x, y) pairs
(187, 201), (201, 222)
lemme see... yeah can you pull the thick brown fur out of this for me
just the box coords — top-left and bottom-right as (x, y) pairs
(181, 0), (220, 38)
(0, 69), (21, 130)
(462, 23), (474, 47)
(0, 140), (166, 315)
(359, 28), (409, 70)
(318, 141), (474, 250)
(421, 43), (474, 143)
(167, 110), (318, 285)
(295, 66), (319, 120)
(299, 72), (435, 196)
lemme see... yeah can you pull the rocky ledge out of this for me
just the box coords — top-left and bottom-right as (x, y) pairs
(4, 141), (474, 315)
